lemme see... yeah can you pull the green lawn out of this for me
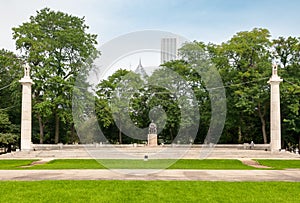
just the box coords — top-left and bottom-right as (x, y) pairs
(28, 159), (255, 169)
(0, 159), (37, 169)
(0, 180), (299, 202)
(30, 159), (105, 169)
(1, 159), (299, 170)
(256, 159), (300, 169)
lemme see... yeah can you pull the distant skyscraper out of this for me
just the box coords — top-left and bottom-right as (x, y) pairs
(161, 38), (178, 64)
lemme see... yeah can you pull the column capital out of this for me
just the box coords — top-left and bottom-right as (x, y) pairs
(19, 78), (34, 85)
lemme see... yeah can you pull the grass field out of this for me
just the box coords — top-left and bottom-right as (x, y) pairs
(1, 159), (299, 170)
(0, 159), (255, 170)
(0, 159), (37, 169)
(256, 159), (300, 169)
(0, 180), (299, 202)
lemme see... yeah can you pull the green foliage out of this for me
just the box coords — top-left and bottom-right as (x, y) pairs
(273, 36), (300, 146)
(0, 110), (19, 149)
(209, 28), (272, 144)
(1, 15), (299, 147)
(12, 7), (99, 144)
(0, 49), (22, 141)
(94, 29), (299, 146)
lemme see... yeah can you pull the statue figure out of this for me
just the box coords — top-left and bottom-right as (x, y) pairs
(272, 64), (278, 76)
(24, 64), (31, 78)
(148, 121), (157, 134)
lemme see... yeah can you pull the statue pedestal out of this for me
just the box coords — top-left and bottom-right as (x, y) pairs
(148, 134), (157, 146)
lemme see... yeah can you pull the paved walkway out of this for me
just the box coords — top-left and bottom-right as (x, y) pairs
(0, 169), (300, 181)
(1, 148), (299, 182)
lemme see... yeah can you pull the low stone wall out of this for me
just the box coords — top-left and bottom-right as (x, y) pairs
(31, 143), (270, 151)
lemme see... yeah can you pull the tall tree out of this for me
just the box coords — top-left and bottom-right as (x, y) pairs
(0, 49), (23, 150)
(273, 36), (300, 148)
(12, 8), (99, 143)
(0, 49), (23, 115)
(96, 69), (131, 144)
(210, 28), (272, 143)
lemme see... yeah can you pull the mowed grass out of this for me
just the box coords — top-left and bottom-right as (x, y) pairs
(256, 159), (300, 169)
(0, 180), (299, 202)
(2, 159), (299, 170)
(28, 159), (255, 169)
(30, 159), (105, 169)
(0, 160), (37, 169)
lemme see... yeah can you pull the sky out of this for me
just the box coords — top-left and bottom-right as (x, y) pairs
(1, 0), (300, 50)
(0, 0), (299, 73)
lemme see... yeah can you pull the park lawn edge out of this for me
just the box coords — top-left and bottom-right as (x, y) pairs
(0, 180), (299, 202)
(255, 159), (300, 170)
(0, 159), (258, 170)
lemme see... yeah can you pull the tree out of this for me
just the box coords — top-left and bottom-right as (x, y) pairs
(0, 49), (23, 151)
(176, 41), (226, 144)
(0, 49), (23, 120)
(273, 36), (300, 148)
(209, 28), (272, 144)
(96, 69), (132, 144)
(0, 110), (19, 152)
(156, 60), (204, 143)
(12, 8), (99, 143)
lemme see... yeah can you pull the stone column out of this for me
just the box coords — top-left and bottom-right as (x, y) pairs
(19, 64), (34, 151)
(268, 64), (282, 152)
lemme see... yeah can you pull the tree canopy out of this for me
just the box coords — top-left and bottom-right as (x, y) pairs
(12, 7), (99, 144)
(94, 28), (299, 148)
(0, 7), (299, 150)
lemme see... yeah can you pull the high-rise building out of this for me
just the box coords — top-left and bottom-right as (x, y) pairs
(161, 38), (178, 64)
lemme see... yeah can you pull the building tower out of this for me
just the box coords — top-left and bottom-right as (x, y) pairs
(161, 38), (178, 64)
(19, 64), (34, 151)
(268, 64), (283, 152)
(134, 58), (148, 78)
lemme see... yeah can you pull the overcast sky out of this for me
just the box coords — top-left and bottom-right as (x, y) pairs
(1, 0), (299, 53)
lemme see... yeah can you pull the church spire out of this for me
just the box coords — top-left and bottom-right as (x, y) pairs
(134, 58), (148, 78)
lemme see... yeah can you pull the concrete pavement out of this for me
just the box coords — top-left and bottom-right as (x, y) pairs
(1, 147), (299, 182)
(1, 147), (299, 159)
(0, 169), (300, 181)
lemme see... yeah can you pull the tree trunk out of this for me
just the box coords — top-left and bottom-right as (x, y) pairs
(261, 118), (267, 144)
(38, 113), (44, 144)
(70, 123), (75, 143)
(118, 128), (122, 144)
(238, 126), (242, 143)
(118, 116), (122, 144)
(170, 128), (173, 142)
(258, 103), (267, 144)
(55, 113), (59, 143)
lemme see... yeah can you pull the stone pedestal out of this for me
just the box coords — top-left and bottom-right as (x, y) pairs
(148, 134), (157, 146)
(268, 65), (282, 152)
(19, 65), (34, 151)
